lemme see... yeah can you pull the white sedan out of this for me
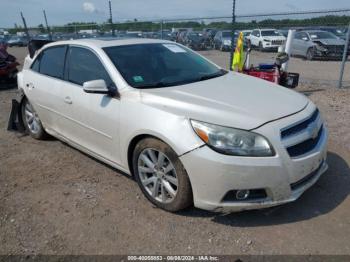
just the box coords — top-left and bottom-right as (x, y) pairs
(17, 38), (328, 212)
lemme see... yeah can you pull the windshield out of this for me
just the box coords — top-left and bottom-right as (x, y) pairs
(222, 32), (232, 38)
(309, 31), (337, 40)
(261, 30), (282, 37)
(104, 43), (226, 88)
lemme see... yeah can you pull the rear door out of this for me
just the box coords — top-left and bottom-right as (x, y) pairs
(58, 46), (121, 163)
(22, 45), (67, 133)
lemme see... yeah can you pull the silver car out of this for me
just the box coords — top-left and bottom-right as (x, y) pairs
(291, 30), (346, 60)
(17, 39), (328, 213)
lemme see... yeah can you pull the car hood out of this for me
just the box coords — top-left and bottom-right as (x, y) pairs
(140, 72), (308, 130)
(312, 38), (345, 46)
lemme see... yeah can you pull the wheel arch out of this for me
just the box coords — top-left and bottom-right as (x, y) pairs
(127, 134), (176, 177)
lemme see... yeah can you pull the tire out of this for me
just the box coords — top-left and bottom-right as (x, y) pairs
(306, 48), (314, 61)
(259, 42), (264, 52)
(21, 98), (48, 139)
(132, 138), (193, 212)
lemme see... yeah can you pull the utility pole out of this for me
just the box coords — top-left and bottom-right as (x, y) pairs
(338, 23), (350, 89)
(109, 1), (115, 36)
(20, 12), (30, 42)
(43, 10), (52, 40)
(229, 0), (236, 71)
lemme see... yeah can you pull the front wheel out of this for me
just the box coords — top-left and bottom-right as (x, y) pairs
(259, 42), (264, 52)
(21, 98), (48, 139)
(306, 48), (314, 61)
(133, 138), (193, 212)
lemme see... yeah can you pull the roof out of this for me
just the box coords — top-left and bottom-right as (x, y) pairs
(44, 38), (172, 49)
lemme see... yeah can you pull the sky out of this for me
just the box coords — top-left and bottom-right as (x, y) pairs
(0, 0), (349, 28)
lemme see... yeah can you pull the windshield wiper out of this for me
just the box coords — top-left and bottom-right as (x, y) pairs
(198, 69), (228, 81)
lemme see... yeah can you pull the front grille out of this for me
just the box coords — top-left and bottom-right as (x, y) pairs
(287, 126), (324, 157)
(326, 45), (344, 55)
(291, 160), (324, 191)
(272, 40), (284, 45)
(281, 109), (319, 139)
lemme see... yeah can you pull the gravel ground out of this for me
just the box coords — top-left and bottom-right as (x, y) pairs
(0, 47), (350, 255)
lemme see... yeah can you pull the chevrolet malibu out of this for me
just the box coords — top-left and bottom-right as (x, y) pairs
(17, 39), (328, 212)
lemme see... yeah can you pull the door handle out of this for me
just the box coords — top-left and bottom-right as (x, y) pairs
(64, 96), (72, 105)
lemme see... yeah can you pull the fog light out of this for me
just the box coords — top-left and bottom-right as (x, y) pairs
(236, 190), (250, 200)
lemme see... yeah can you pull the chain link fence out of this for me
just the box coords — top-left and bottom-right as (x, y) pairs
(3, 9), (350, 88)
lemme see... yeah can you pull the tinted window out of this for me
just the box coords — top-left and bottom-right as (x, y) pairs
(104, 43), (226, 89)
(309, 31), (337, 40)
(261, 30), (282, 37)
(222, 31), (231, 38)
(67, 47), (113, 86)
(31, 55), (41, 72)
(39, 46), (66, 79)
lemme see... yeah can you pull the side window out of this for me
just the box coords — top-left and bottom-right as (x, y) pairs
(301, 32), (309, 41)
(294, 32), (302, 40)
(39, 46), (66, 79)
(30, 55), (41, 72)
(67, 47), (113, 87)
(252, 30), (258, 37)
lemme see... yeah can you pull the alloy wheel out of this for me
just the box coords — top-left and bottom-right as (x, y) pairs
(137, 148), (178, 203)
(24, 102), (41, 134)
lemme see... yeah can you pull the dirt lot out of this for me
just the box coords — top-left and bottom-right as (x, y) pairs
(0, 47), (350, 255)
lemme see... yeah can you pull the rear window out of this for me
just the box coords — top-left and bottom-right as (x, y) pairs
(39, 46), (66, 79)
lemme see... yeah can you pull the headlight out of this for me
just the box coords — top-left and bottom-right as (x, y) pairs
(191, 120), (275, 157)
(263, 39), (271, 42)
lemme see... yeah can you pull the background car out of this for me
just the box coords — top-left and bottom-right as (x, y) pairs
(310, 26), (347, 40)
(213, 30), (237, 51)
(248, 29), (286, 51)
(7, 36), (29, 47)
(291, 30), (346, 60)
(183, 31), (205, 50)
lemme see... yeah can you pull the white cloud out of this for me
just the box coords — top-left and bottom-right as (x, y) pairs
(83, 2), (96, 13)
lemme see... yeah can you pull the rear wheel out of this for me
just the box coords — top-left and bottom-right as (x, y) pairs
(133, 138), (193, 212)
(21, 98), (48, 139)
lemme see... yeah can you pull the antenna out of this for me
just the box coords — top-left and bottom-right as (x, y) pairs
(43, 10), (52, 40)
(20, 12), (30, 42)
(229, 0), (236, 71)
(109, 1), (115, 36)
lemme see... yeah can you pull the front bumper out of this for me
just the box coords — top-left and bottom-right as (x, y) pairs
(180, 104), (328, 212)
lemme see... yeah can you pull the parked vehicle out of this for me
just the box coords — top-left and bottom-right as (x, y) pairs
(184, 31), (206, 50)
(7, 36), (29, 47)
(309, 26), (347, 40)
(291, 30), (346, 60)
(248, 29), (286, 51)
(213, 30), (236, 51)
(241, 30), (252, 48)
(0, 42), (19, 84)
(14, 38), (328, 212)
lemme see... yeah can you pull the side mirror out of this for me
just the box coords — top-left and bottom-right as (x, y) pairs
(302, 37), (309, 41)
(83, 79), (109, 94)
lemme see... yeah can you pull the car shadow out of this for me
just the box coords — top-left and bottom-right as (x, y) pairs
(298, 88), (325, 97)
(178, 151), (350, 226)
